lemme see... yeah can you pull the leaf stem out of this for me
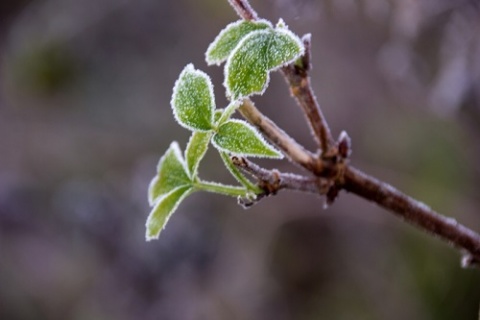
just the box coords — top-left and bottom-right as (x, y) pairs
(216, 101), (240, 126)
(238, 98), (319, 173)
(220, 151), (262, 193)
(194, 180), (249, 197)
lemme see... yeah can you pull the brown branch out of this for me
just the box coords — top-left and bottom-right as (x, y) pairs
(227, 0), (480, 267)
(232, 156), (330, 196)
(281, 36), (335, 154)
(227, 0), (333, 154)
(227, 0), (258, 21)
(238, 99), (319, 173)
(343, 166), (480, 266)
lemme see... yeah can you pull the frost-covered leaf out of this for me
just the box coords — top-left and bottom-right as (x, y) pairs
(214, 109), (224, 123)
(215, 101), (240, 126)
(171, 64), (215, 131)
(185, 131), (213, 178)
(148, 142), (191, 206)
(225, 28), (304, 100)
(146, 186), (193, 241)
(206, 19), (272, 65)
(212, 119), (282, 158)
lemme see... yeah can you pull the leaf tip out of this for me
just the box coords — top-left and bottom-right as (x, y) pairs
(276, 18), (286, 28)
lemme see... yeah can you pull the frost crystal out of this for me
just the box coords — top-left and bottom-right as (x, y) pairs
(171, 64), (215, 131)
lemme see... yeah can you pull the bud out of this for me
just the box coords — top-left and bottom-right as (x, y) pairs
(337, 130), (351, 159)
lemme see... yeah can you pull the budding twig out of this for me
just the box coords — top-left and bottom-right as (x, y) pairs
(238, 99), (319, 173)
(227, 0), (480, 267)
(281, 37), (334, 155)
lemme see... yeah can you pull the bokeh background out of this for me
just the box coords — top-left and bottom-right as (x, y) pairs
(1, 0), (480, 319)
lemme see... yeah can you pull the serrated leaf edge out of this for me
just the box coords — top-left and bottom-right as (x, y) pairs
(148, 141), (190, 206)
(145, 186), (193, 241)
(211, 119), (283, 159)
(185, 131), (213, 179)
(223, 28), (304, 100)
(171, 64), (216, 132)
(205, 19), (273, 66)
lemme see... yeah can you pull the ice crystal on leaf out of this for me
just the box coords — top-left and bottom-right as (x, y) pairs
(185, 131), (213, 178)
(146, 186), (193, 241)
(206, 19), (272, 65)
(148, 142), (191, 206)
(224, 27), (304, 100)
(212, 119), (283, 158)
(171, 64), (215, 131)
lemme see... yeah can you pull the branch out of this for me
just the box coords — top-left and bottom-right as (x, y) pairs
(238, 99), (319, 173)
(343, 166), (480, 266)
(227, 0), (480, 267)
(227, 0), (333, 154)
(232, 156), (330, 195)
(227, 0), (258, 21)
(281, 35), (335, 154)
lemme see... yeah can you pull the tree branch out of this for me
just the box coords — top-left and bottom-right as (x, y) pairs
(227, 0), (480, 267)
(227, 0), (258, 21)
(281, 36), (335, 155)
(238, 99), (319, 173)
(343, 166), (480, 266)
(232, 156), (330, 195)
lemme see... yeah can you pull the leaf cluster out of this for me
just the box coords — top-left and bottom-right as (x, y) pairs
(146, 18), (305, 240)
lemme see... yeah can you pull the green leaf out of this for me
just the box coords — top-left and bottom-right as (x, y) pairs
(219, 151), (261, 193)
(215, 100), (240, 126)
(206, 19), (272, 65)
(185, 131), (213, 178)
(171, 64), (215, 131)
(148, 142), (191, 206)
(212, 119), (283, 158)
(146, 186), (193, 241)
(225, 28), (304, 100)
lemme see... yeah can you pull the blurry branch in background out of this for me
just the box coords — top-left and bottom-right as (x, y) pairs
(228, 0), (480, 268)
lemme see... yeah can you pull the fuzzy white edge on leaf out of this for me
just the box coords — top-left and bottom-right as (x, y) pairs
(223, 27), (304, 100)
(171, 64), (216, 132)
(148, 141), (190, 206)
(145, 185), (193, 241)
(185, 131), (213, 179)
(211, 119), (284, 159)
(205, 19), (272, 66)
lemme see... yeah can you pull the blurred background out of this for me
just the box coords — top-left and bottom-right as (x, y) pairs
(1, 0), (480, 319)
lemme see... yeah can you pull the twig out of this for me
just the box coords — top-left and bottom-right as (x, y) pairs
(227, 0), (480, 266)
(227, 0), (258, 21)
(343, 166), (480, 265)
(238, 99), (319, 173)
(232, 156), (330, 195)
(227, 0), (334, 154)
(281, 36), (335, 154)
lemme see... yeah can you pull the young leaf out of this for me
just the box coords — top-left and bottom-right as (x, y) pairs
(225, 28), (304, 100)
(148, 142), (191, 206)
(212, 119), (283, 158)
(206, 19), (272, 65)
(185, 131), (213, 178)
(171, 64), (215, 131)
(219, 151), (261, 193)
(146, 186), (193, 241)
(215, 100), (240, 126)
